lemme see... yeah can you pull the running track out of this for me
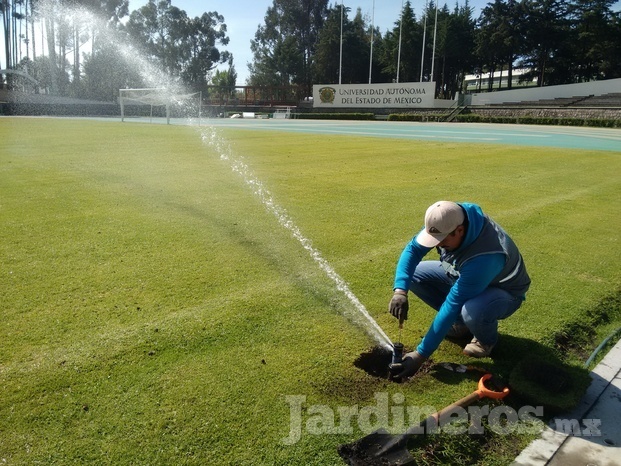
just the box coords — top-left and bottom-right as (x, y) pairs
(199, 118), (621, 152)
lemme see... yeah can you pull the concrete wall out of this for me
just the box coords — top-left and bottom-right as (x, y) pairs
(433, 99), (455, 108)
(470, 78), (621, 106)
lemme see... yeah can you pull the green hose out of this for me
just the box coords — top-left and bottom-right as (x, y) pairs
(584, 327), (621, 369)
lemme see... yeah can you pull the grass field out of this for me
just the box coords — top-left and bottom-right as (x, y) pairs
(1, 117), (620, 465)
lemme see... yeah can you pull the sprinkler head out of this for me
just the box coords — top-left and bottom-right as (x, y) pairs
(391, 342), (404, 365)
(389, 343), (404, 380)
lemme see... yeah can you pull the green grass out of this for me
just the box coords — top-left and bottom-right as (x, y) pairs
(1, 117), (620, 465)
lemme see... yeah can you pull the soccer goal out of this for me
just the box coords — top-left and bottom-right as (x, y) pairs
(119, 88), (202, 124)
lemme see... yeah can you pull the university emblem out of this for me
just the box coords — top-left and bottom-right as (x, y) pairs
(318, 87), (336, 104)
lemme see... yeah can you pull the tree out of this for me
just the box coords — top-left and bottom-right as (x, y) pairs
(378, 1), (423, 83)
(179, 12), (230, 91)
(2, 0), (13, 76)
(125, 0), (230, 92)
(4, 0), (621, 100)
(41, 0), (59, 93)
(313, 4), (344, 84)
(420, 0), (438, 83)
(212, 57), (236, 88)
(430, 2), (476, 97)
(476, 0), (501, 91)
(568, 0), (621, 80)
(442, 2), (476, 96)
(82, 39), (142, 100)
(77, 0), (130, 94)
(313, 4), (383, 84)
(343, 7), (374, 83)
(125, 0), (181, 75)
(7, 0), (128, 95)
(475, 0), (519, 90)
(517, 0), (571, 86)
(249, 0), (328, 92)
(210, 57), (237, 101)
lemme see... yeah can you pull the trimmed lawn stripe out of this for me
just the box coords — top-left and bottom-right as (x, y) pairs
(1, 117), (619, 465)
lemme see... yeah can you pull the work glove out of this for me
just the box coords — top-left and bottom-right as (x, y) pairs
(389, 351), (427, 380)
(389, 291), (409, 321)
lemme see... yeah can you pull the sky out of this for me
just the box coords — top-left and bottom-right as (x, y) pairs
(126, 0), (499, 84)
(126, 0), (621, 84)
(5, 0), (621, 85)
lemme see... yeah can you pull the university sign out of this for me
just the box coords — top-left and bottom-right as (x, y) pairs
(312, 82), (435, 108)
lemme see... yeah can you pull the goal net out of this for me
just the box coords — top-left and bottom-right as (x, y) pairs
(119, 88), (202, 124)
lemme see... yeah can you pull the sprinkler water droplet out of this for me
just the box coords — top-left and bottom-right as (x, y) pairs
(200, 126), (393, 350)
(26, 1), (393, 350)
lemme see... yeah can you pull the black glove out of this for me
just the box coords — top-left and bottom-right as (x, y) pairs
(389, 291), (409, 321)
(389, 351), (427, 379)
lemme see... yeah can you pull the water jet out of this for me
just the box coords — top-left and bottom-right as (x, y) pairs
(17, 0), (394, 354)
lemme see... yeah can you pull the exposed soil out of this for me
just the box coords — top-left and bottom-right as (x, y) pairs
(337, 433), (397, 466)
(354, 345), (394, 379)
(353, 345), (434, 383)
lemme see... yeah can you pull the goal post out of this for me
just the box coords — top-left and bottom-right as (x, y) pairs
(119, 88), (202, 124)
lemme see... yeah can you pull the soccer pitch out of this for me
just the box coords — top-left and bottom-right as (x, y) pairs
(1, 117), (620, 464)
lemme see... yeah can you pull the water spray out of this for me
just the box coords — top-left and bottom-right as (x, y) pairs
(200, 127), (393, 350)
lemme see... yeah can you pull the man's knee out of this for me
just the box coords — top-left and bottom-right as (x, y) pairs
(461, 301), (490, 326)
(461, 290), (520, 326)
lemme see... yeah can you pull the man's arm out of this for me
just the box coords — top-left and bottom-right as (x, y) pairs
(393, 229), (432, 291)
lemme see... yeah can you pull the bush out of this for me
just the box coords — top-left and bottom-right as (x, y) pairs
(387, 113), (446, 122)
(454, 113), (621, 128)
(296, 112), (374, 120)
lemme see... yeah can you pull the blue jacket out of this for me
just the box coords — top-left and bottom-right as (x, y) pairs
(393, 202), (529, 357)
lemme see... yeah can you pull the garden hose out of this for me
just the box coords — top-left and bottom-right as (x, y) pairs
(584, 326), (621, 369)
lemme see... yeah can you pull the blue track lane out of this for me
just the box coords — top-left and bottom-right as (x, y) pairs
(201, 119), (621, 152)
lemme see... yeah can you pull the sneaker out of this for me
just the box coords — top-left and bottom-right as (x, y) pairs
(446, 324), (473, 340)
(463, 338), (495, 358)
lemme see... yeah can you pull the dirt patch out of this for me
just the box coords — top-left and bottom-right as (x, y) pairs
(354, 345), (393, 379)
(354, 345), (434, 382)
(337, 431), (397, 466)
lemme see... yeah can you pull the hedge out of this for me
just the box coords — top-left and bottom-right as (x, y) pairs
(387, 113), (447, 122)
(454, 113), (621, 128)
(294, 112), (375, 120)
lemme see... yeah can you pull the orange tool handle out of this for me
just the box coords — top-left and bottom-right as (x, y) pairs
(476, 373), (510, 400)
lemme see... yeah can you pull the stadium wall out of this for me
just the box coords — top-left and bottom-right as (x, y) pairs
(470, 78), (621, 106)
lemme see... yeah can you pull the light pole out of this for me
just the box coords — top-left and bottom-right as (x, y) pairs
(431, 0), (439, 84)
(396, 0), (404, 83)
(368, 0), (375, 84)
(420, 0), (428, 82)
(339, 0), (344, 84)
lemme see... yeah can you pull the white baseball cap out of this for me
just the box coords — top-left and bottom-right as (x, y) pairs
(416, 201), (465, 247)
